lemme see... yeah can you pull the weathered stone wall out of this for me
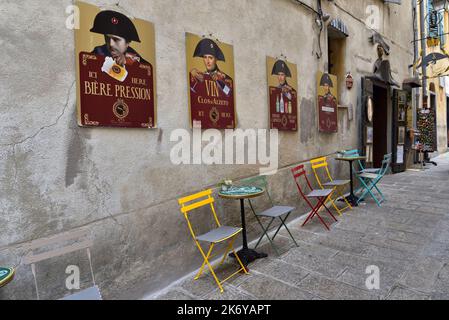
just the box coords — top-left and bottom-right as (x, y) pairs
(416, 1), (448, 156)
(434, 81), (448, 154)
(0, 0), (413, 299)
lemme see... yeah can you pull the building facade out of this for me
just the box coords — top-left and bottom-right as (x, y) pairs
(0, 0), (415, 299)
(415, 0), (449, 156)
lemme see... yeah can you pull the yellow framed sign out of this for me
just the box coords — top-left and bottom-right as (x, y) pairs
(267, 57), (298, 131)
(186, 33), (236, 129)
(75, 1), (157, 128)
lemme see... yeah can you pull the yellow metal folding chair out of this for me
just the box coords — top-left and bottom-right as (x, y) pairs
(179, 189), (248, 293)
(311, 157), (352, 216)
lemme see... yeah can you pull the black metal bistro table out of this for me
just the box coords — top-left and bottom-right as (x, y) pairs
(335, 156), (366, 207)
(219, 186), (268, 267)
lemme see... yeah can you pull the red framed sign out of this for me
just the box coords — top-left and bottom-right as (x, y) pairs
(317, 72), (338, 133)
(186, 33), (236, 129)
(75, 1), (157, 128)
(267, 57), (298, 131)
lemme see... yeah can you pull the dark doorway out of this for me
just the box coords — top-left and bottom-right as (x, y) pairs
(372, 85), (388, 167)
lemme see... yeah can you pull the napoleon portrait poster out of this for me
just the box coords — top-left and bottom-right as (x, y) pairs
(75, 1), (157, 128)
(186, 33), (236, 129)
(317, 72), (338, 133)
(267, 57), (298, 131)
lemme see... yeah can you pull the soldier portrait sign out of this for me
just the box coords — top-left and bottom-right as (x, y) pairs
(75, 1), (157, 128)
(317, 72), (338, 133)
(267, 57), (298, 131)
(186, 33), (236, 129)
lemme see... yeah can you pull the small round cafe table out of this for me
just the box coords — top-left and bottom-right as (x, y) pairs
(335, 156), (366, 207)
(218, 186), (267, 266)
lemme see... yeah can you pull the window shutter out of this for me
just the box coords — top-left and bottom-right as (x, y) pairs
(439, 10), (446, 46)
(428, 0), (440, 39)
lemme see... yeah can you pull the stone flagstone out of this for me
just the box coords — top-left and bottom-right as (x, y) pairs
(149, 154), (449, 300)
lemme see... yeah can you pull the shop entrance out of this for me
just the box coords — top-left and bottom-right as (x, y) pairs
(372, 84), (389, 168)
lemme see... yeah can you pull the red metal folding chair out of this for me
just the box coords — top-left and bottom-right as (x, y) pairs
(291, 165), (338, 231)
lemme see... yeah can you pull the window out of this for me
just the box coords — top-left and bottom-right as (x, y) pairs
(327, 19), (348, 101)
(426, 0), (446, 47)
(428, 0), (439, 38)
(439, 10), (446, 46)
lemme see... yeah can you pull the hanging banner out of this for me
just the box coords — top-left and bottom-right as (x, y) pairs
(317, 72), (338, 133)
(267, 57), (298, 131)
(186, 33), (236, 129)
(75, 1), (157, 128)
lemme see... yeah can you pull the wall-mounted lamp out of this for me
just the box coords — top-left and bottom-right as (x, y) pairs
(291, 0), (333, 58)
(317, 0), (331, 26)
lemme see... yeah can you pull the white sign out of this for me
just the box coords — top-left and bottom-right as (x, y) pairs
(397, 145), (404, 164)
(322, 106), (335, 113)
(444, 76), (449, 96)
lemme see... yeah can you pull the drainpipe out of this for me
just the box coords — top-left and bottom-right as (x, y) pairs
(413, 0), (419, 70)
(413, 0), (419, 129)
(420, 0), (428, 100)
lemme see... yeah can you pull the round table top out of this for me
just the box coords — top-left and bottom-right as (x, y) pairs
(336, 156), (367, 162)
(218, 186), (266, 200)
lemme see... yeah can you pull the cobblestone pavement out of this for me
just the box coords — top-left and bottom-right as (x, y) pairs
(151, 154), (449, 300)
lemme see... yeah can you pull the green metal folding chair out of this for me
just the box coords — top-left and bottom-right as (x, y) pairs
(242, 176), (298, 256)
(343, 150), (392, 174)
(360, 153), (392, 175)
(356, 156), (391, 207)
(342, 149), (364, 171)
